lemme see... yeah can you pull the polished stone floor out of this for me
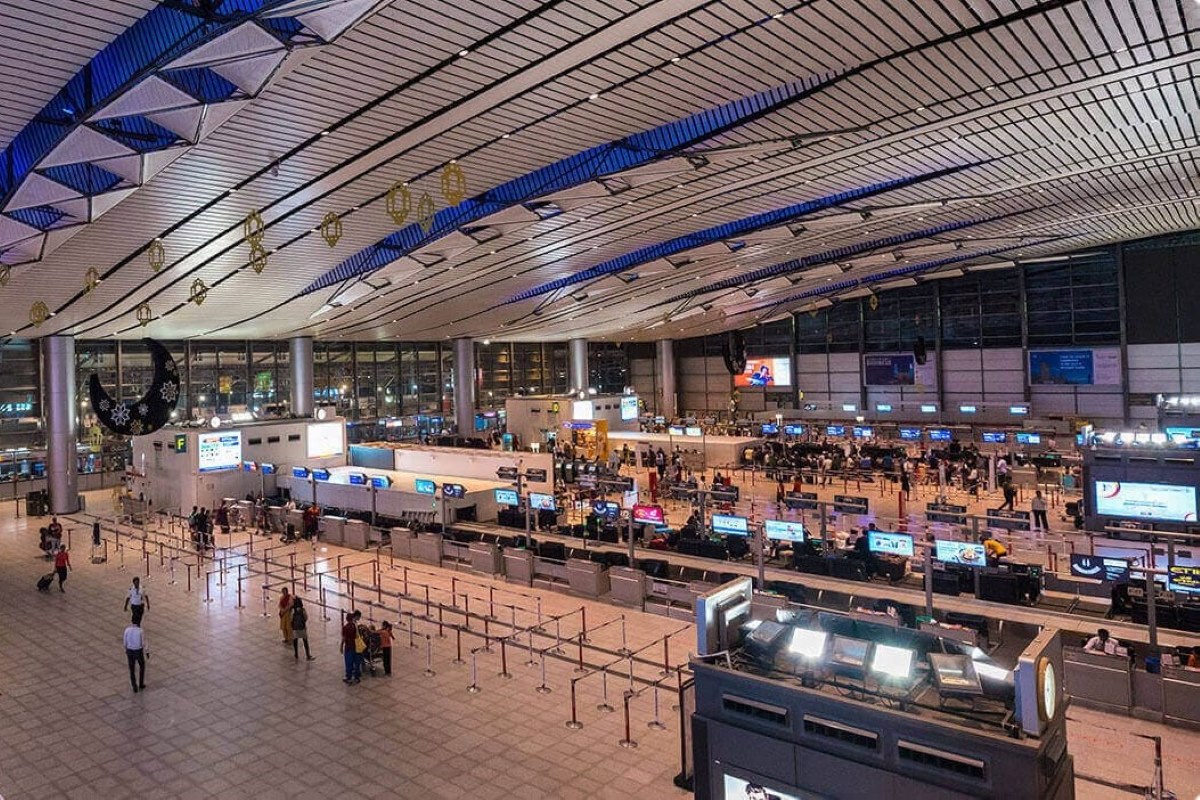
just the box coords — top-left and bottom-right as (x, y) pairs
(0, 491), (1197, 799)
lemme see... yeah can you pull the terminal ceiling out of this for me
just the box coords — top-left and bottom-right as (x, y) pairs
(0, 0), (1196, 344)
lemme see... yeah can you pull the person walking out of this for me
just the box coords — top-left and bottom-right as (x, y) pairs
(999, 481), (1017, 511)
(278, 587), (293, 644)
(124, 577), (149, 624)
(123, 620), (147, 693)
(341, 612), (361, 684)
(291, 597), (314, 661)
(53, 546), (71, 592)
(1031, 490), (1049, 531)
(377, 621), (393, 676)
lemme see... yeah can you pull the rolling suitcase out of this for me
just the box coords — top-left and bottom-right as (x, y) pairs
(37, 573), (54, 592)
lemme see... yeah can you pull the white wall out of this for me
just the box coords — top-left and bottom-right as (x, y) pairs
(389, 444), (554, 493)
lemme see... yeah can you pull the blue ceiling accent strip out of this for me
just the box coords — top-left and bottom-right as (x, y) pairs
(656, 213), (1018, 306)
(159, 67), (242, 104)
(301, 73), (842, 296)
(506, 162), (979, 304)
(39, 163), (124, 196)
(7, 206), (67, 230)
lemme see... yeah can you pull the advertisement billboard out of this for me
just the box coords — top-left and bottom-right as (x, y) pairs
(867, 531), (914, 557)
(734, 357), (792, 388)
(306, 422), (345, 459)
(863, 354), (917, 386)
(494, 488), (519, 506)
(763, 519), (805, 542)
(935, 540), (987, 567)
(197, 431), (242, 473)
(631, 504), (665, 525)
(1093, 481), (1196, 522)
(619, 395), (639, 421)
(528, 492), (556, 511)
(711, 514), (749, 536)
(1029, 348), (1120, 386)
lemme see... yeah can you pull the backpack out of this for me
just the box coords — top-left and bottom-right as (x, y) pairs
(292, 606), (307, 630)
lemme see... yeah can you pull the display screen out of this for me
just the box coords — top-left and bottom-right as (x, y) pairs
(783, 425), (804, 436)
(442, 483), (466, 499)
(734, 357), (792, 388)
(311, 469), (331, 481)
(899, 427), (921, 440)
(494, 488), (519, 506)
(292, 466), (309, 479)
(982, 432), (1006, 443)
(631, 504), (665, 525)
(620, 396), (639, 421)
(370, 475), (390, 489)
(348, 473), (367, 486)
(876, 403), (892, 413)
(197, 431), (242, 473)
(571, 400), (594, 421)
(1010, 405), (1029, 415)
(864, 353), (917, 386)
(529, 492), (557, 511)
(761, 424), (779, 435)
(928, 428), (951, 442)
(852, 426), (874, 439)
(935, 540), (987, 566)
(306, 422), (344, 459)
(1015, 432), (1041, 445)
(414, 478), (437, 495)
(712, 514), (749, 536)
(826, 425), (845, 436)
(868, 531), (914, 557)
(243, 461), (257, 472)
(685, 426), (703, 436)
(1093, 481), (1197, 522)
(1068, 554), (1130, 582)
(1030, 348), (1120, 386)
(668, 425), (685, 436)
(959, 405), (977, 413)
(763, 519), (805, 542)
(1167, 566), (1200, 594)
(592, 500), (620, 519)
(831, 635), (870, 668)
(722, 775), (803, 800)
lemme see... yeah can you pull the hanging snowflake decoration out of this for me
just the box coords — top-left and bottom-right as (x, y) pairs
(160, 382), (179, 403)
(111, 404), (131, 426)
(98, 398), (111, 412)
(129, 420), (144, 436)
(137, 403), (149, 417)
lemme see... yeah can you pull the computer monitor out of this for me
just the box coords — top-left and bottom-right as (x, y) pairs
(763, 519), (805, 542)
(867, 530), (914, 557)
(935, 539), (987, 567)
(696, 578), (754, 656)
(712, 514), (749, 536)
(830, 635), (872, 673)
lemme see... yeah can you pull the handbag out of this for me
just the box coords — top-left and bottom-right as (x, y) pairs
(354, 634), (366, 654)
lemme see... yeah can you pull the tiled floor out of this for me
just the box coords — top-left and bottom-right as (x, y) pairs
(1, 491), (1197, 799)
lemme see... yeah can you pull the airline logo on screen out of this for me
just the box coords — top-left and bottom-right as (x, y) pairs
(1094, 481), (1197, 522)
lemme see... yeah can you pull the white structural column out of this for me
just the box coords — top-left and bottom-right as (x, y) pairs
(42, 336), (79, 514)
(657, 339), (677, 419)
(568, 338), (589, 394)
(290, 336), (314, 417)
(453, 338), (477, 435)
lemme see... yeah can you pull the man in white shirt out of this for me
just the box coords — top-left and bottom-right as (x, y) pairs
(1083, 628), (1116, 655)
(123, 621), (147, 692)
(123, 577), (149, 624)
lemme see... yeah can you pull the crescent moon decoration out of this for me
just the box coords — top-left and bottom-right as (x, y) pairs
(89, 338), (180, 437)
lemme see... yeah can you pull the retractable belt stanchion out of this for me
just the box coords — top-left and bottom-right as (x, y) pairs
(453, 627), (465, 665)
(619, 690), (638, 749)
(536, 651), (551, 694)
(236, 564), (245, 609)
(467, 648), (480, 693)
(647, 681), (668, 731)
(566, 678), (584, 730)
(597, 668), (614, 713)
(423, 635), (436, 677)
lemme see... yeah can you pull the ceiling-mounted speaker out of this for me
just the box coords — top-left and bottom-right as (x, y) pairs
(722, 330), (748, 375)
(914, 336), (928, 366)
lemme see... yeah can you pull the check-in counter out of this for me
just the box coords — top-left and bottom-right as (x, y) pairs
(320, 515), (345, 545)
(412, 532), (443, 566)
(344, 519), (369, 550)
(566, 558), (610, 598)
(468, 541), (502, 575)
(286, 508), (305, 536)
(1162, 666), (1200, 728)
(1063, 646), (1132, 713)
(391, 527), (415, 560)
(503, 548), (534, 586)
(533, 557), (569, 591)
(609, 566), (646, 609)
(918, 621), (981, 648)
(442, 539), (470, 566)
(235, 500), (255, 528)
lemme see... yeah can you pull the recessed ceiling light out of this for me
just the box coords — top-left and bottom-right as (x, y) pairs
(458, 49), (469, 56)
(670, 56), (681, 63)
(588, 92), (599, 101)
(319, 130), (330, 136)
(501, 133), (511, 139)
(984, 85), (997, 91)
(772, 11), (783, 18)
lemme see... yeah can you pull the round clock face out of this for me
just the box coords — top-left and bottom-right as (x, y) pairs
(1038, 658), (1057, 720)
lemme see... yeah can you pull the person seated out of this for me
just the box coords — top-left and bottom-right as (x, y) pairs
(981, 534), (1007, 566)
(1188, 646), (1200, 669)
(1083, 628), (1118, 655)
(647, 533), (670, 551)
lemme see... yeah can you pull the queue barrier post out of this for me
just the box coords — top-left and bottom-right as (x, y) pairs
(203, 570), (214, 603)
(498, 637), (511, 679)
(453, 626), (465, 665)
(407, 612), (417, 648)
(618, 690), (638, 749)
(536, 651), (551, 694)
(424, 635), (436, 678)
(525, 628), (536, 667)
(597, 668), (614, 713)
(481, 618), (493, 652)
(236, 564), (244, 609)
(467, 649), (480, 693)
(647, 683), (667, 731)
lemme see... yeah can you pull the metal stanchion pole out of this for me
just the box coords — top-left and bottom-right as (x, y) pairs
(204, 571), (213, 603)
(236, 564), (244, 609)
(186, 565), (191, 593)
(423, 635), (436, 677)
(535, 596), (544, 631)
(408, 613), (418, 648)
(482, 618), (493, 652)
(320, 583), (330, 621)
(647, 684), (667, 730)
(575, 634), (587, 674)
(618, 691), (638, 748)
(499, 638), (511, 679)
(618, 615), (631, 656)
(169, 555), (177, 586)
(661, 635), (672, 676)
(552, 618), (564, 655)
(261, 583), (271, 617)
(536, 651), (551, 694)
(525, 629), (536, 667)
(467, 650), (480, 693)
(453, 627), (465, 665)
(566, 678), (583, 730)
(597, 668), (614, 713)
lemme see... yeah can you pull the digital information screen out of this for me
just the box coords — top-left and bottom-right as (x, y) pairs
(981, 432), (1006, 443)
(370, 475), (390, 489)
(1015, 432), (1041, 445)
(292, 466), (309, 478)
(348, 473), (367, 486)
(306, 422), (344, 459)
(631, 504), (665, 525)
(592, 500), (620, 519)
(763, 519), (805, 542)
(928, 428), (951, 442)
(712, 514), (749, 536)
(734, 357), (792, 388)
(935, 539), (987, 567)
(528, 492), (557, 511)
(1069, 554), (1130, 583)
(722, 775), (803, 800)
(685, 426), (703, 436)
(442, 483), (466, 499)
(863, 353), (918, 386)
(414, 478), (437, 495)
(783, 424), (804, 435)
(826, 425), (846, 436)
(620, 395), (639, 421)
(571, 400), (594, 421)
(852, 426), (874, 439)
(899, 427), (921, 440)
(1093, 480), (1197, 522)
(1029, 348), (1120, 386)
(1167, 566), (1200, 595)
(868, 531), (914, 557)
(761, 424), (779, 435)
(197, 431), (242, 473)
(494, 488), (519, 506)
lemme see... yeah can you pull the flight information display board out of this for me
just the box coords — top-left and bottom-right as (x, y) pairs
(1093, 481), (1197, 522)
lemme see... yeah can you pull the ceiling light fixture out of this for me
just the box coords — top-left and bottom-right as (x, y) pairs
(458, 49), (469, 56)
(588, 92), (599, 101)
(319, 130), (330, 136)
(671, 56), (681, 63)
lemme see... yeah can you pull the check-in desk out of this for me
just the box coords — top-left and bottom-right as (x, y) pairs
(1162, 666), (1200, 729)
(468, 540), (502, 575)
(609, 566), (646, 609)
(533, 557), (569, 591)
(412, 531), (443, 566)
(343, 519), (368, 550)
(441, 537), (470, 567)
(320, 515), (345, 545)
(1063, 646), (1132, 713)
(286, 508), (304, 536)
(566, 558), (610, 598)
(503, 548), (534, 586)
(236, 500), (254, 528)
(390, 527), (415, 560)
